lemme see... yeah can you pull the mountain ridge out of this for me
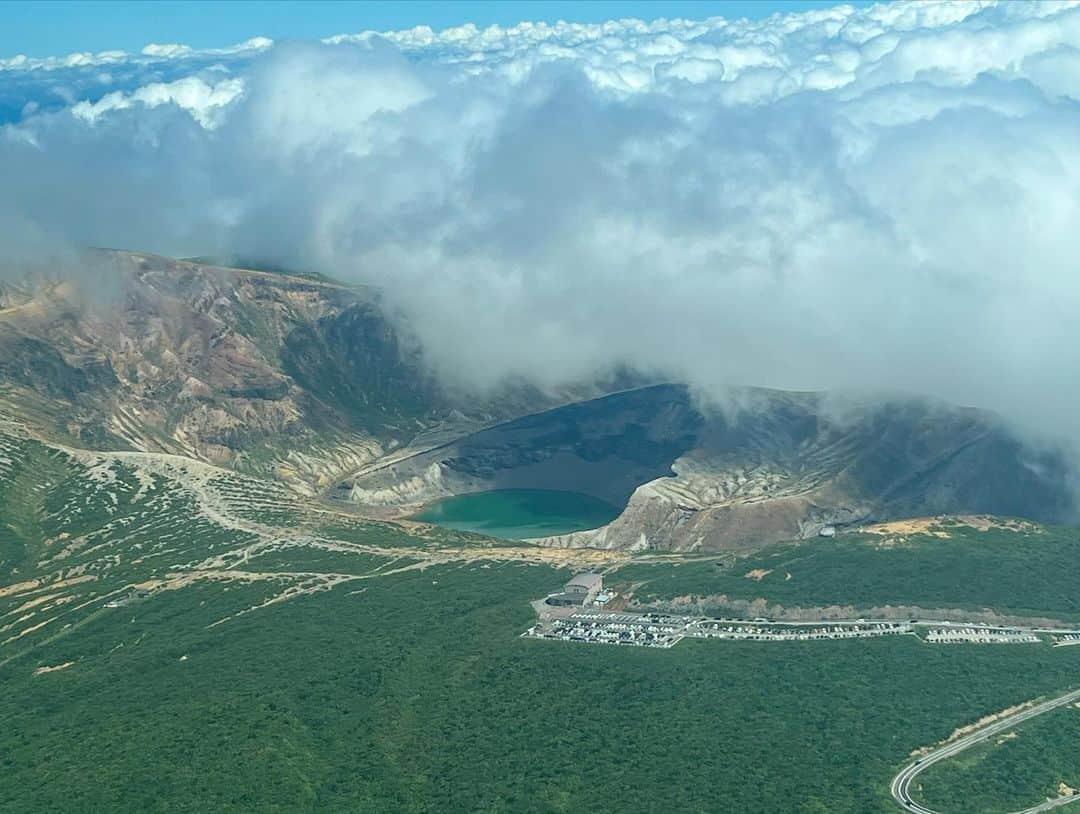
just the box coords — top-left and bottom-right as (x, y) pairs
(0, 250), (1073, 551)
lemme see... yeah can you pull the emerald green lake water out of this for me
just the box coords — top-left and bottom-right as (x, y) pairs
(412, 489), (622, 539)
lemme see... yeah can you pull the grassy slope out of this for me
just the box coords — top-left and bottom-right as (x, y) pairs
(5, 435), (1080, 813)
(615, 525), (1080, 621)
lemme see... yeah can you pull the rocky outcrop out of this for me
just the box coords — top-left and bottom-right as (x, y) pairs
(0, 251), (440, 490)
(0, 251), (652, 497)
(338, 384), (702, 516)
(343, 385), (1074, 552)
(0, 251), (1073, 550)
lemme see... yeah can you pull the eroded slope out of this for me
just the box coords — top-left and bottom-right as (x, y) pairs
(342, 386), (1073, 551)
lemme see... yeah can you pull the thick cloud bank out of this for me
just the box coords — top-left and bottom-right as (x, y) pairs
(4, 1), (1080, 445)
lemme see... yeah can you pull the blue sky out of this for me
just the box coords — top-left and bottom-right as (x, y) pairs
(1, 0), (870, 59)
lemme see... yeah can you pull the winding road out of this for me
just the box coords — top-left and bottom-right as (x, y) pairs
(892, 687), (1080, 814)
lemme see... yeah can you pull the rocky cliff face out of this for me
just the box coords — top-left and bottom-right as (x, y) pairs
(0, 251), (445, 492)
(340, 385), (1074, 551)
(338, 384), (702, 513)
(0, 250), (637, 497)
(0, 250), (1073, 551)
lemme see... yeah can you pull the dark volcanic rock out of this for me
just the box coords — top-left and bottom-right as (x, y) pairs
(344, 385), (1075, 551)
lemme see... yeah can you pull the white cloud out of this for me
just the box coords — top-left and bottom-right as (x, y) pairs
(70, 76), (244, 129)
(235, 41), (432, 157)
(0, 35), (272, 72)
(140, 43), (194, 59)
(6, 0), (1080, 451)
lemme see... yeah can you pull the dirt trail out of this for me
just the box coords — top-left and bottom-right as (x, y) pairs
(33, 662), (73, 675)
(0, 420), (629, 650)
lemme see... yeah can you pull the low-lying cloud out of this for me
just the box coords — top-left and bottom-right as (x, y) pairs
(4, 0), (1080, 446)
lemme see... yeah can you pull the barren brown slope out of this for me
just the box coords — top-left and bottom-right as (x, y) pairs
(341, 385), (1074, 552)
(0, 250), (444, 492)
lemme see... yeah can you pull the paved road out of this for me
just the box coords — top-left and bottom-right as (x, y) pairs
(891, 687), (1080, 814)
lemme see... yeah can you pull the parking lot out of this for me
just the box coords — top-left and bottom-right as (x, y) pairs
(523, 612), (1080, 649)
(523, 614), (915, 648)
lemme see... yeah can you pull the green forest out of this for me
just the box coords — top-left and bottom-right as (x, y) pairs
(5, 559), (1080, 813)
(615, 524), (1080, 621)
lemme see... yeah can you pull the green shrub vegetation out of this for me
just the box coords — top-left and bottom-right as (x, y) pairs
(5, 558), (1080, 813)
(615, 525), (1080, 620)
(916, 703), (1080, 814)
(5, 430), (1080, 813)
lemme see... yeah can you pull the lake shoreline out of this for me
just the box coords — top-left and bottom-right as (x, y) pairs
(411, 488), (622, 540)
